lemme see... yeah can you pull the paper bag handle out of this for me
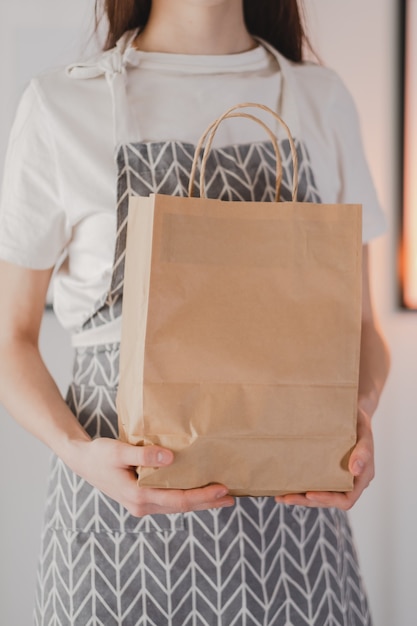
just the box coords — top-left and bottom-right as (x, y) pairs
(188, 102), (299, 201)
(190, 112), (284, 200)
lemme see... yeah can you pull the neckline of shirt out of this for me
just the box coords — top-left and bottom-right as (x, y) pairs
(124, 43), (274, 74)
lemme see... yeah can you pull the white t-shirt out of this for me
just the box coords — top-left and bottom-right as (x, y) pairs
(0, 35), (385, 339)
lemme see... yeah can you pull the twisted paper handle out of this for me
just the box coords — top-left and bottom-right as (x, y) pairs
(188, 102), (299, 202)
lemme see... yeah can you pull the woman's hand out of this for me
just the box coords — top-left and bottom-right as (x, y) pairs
(70, 437), (235, 517)
(274, 406), (374, 510)
(0, 262), (235, 519)
(274, 246), (391, 512)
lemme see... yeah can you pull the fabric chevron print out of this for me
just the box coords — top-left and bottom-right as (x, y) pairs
(34, 345), (372, 625)
(82, 138), (320, 331)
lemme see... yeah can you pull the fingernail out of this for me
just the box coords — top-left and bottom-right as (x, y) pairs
(353, 460), (365, 475)
(156, 451), (172, 464)
(218, 497), (235, 508)
(216, 488), (229, 499)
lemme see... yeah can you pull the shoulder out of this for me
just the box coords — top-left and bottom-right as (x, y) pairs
(32, 54), (108, 109)
(19, 50), (115, 144)
(287, 60), (357, 119)
(262, 42), (361, 130)
(33, 29), (136, 105)
(279, 58), (364, 152)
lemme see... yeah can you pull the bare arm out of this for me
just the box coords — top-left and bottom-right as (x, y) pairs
(275, 244), (390, 509)
(0, 262), (92, 452)
(0, 260), (234, 515)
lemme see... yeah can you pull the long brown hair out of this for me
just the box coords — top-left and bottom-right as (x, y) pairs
(96, 0), (309, 62)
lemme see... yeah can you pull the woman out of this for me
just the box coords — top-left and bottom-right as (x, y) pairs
(0, 0), (389, 623)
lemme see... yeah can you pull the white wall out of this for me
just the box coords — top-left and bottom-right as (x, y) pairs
(0, 1), (415, 624)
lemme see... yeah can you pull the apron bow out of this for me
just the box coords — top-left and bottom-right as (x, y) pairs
(66, 30), (140, 144)
(67, 30), (140, 80)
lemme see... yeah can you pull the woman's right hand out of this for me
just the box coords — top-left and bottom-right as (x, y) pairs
(69, 437), (235, 517)
(0, 261), (235, 519)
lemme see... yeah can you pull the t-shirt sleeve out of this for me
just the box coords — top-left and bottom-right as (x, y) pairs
(328, 74), (386, 243)
(0, 80), (71, 269)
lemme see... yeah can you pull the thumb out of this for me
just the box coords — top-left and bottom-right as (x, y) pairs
(349, 454), (366, 477)
(116, 440), (174, 468)
(348, 441), (372, 477)
(349, 408), (374, 477)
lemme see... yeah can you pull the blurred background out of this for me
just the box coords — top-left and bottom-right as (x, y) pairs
(0, 1), (415, 624)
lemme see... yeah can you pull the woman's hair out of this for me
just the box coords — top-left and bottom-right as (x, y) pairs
(96, 0), (309, 62)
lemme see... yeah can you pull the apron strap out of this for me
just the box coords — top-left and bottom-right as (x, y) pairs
(252, 36), (301, 139)
(67, 29), (140, 146)
(67, 31), (299, 148)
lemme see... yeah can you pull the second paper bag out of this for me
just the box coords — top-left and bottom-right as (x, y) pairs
(117, 103), (362, 497)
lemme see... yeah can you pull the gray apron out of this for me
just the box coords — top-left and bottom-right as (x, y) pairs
(34, 34), (372, 626)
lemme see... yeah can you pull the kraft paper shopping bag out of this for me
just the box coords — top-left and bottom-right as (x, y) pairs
(117, 103), (362, 496)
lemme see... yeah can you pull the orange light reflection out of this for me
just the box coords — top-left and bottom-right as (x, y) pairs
(403, 0), (417, 309)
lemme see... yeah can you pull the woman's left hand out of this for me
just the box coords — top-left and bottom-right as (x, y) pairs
(274, 406), (374, 510)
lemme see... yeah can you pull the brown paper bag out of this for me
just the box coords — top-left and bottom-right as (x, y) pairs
(117, 103), (362, 497)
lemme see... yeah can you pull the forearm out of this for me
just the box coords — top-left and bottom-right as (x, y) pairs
(0, 338), (90, 466)
(0, 337), (235, 515)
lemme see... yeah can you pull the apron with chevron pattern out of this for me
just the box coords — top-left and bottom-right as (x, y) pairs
(34, 40), (372, 626)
